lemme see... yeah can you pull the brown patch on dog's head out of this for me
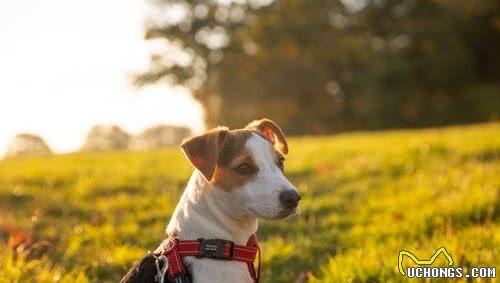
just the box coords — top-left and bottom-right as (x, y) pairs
(181, 128), (259, 191)
(181, 127), (228, 181)
(182, 119), (288, 191)
(245, 118), (288, 155)
(181, 128), (258, 190)
(212, 130), (258, 191)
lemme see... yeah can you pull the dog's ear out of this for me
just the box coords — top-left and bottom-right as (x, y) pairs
(246, 118), (288, 155)
(181, 127), (228, 181)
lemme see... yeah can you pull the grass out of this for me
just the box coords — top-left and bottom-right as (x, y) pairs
(0, 122), (499, 283)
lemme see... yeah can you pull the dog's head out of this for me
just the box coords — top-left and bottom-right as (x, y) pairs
(181, 118), (300, 220)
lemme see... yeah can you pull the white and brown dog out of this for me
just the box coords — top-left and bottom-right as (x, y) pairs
(121, 119), (300, 283)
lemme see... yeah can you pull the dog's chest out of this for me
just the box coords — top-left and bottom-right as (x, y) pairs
(185, 257), (253, 283)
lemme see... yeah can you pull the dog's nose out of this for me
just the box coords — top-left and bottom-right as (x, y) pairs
(279, 190), (301, 209)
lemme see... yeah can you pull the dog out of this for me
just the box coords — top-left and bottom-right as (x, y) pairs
(121, 118), (300, 283)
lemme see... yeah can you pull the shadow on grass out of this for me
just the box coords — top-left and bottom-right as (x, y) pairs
(86, 185), (144, 199)
(11, 176), (71, 189)
(461, 147), (500, 163)
(0, 191), (34, 206)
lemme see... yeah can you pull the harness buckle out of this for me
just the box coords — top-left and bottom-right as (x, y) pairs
(198, 239), (234, 260)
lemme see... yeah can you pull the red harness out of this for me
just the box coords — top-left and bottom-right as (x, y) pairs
(157, 235), (261, 283)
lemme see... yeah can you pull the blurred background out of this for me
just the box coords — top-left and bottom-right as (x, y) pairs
(136, 0), (500, 135)
(0, 0), (499, 282)
(1, 0), (499, 156)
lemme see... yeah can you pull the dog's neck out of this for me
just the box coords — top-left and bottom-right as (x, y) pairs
(166, 171), (258, 245)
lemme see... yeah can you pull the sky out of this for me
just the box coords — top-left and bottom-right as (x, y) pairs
(0, 0), (204, 154)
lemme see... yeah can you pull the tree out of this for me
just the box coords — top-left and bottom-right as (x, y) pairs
(137, 0), (500, 133)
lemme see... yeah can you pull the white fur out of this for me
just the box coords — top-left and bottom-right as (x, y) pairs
(166, 134), (298, 283)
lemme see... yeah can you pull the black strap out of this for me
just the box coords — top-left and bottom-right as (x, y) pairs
(120, 253), (158, 283)
(120, 253), (191, 283)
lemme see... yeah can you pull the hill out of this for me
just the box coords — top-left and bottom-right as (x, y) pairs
(0, 123), (499, 282)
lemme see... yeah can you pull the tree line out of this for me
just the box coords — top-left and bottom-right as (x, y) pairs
(137, 0), (500, 134)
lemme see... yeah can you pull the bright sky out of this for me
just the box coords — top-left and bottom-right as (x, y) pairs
(0, 0), (204, 154)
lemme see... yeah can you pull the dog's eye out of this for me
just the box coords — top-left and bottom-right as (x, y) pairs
(277, 157), (285, 171)
(234, 163), (257, 175)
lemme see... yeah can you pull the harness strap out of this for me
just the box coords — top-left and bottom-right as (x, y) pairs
(245, 234), (261, 282)
(159, 234), (260, 283)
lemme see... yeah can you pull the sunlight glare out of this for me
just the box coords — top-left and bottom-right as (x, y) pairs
(0, 0), (204, 154)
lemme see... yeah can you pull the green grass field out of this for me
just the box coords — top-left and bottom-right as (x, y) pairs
(1, 123), (499, 283)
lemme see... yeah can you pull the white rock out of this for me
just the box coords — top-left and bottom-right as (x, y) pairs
(81, 125), (130, 152)
(4, 134), (52, 158)
(129, 125), (191, 151)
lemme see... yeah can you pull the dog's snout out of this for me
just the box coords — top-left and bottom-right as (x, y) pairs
(279, 190), (301, 208)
